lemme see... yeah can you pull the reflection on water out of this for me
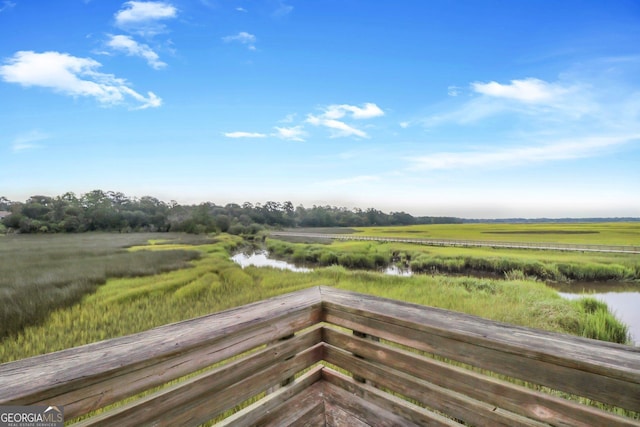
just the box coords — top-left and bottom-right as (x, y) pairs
(556, 284), (640, 346)
(383, 265), (413, 276)
(231, 251), (312, 273)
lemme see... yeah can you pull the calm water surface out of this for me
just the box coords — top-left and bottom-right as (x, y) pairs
(231, 251), (312, 273)
(554, 283), (640, 346)
(232, 251), (639, 346)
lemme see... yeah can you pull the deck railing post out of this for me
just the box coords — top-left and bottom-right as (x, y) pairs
(352, 330), (380, 384)
(267, 333), (296, 394)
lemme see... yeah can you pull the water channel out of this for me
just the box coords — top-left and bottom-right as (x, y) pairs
(231, 251), (639, 346)
(230, 251), (312, 273)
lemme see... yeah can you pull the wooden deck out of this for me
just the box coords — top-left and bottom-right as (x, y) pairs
(1, 286), (639, 426)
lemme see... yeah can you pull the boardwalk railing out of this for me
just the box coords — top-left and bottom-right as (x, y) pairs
(270, 231), (640, 254)
(1, 287), (639, 426)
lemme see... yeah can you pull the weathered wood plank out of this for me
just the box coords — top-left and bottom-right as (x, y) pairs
(324, 305), (640, 414)
(216, 365), (324, 427)
(324, 326), (640, 427)
(322, 367), (460, 427)
(0, 287), (322, 418)
(324, 402), (371, 427)
(320, 286), (640, 412)
(324, 343), (550, 427)
(151, 343), (324, 427)
(289, 404), (326, 427)
(253, 380), (325, 427)
(74, 327), (323, 427)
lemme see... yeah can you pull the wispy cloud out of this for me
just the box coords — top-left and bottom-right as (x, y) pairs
(224, 131), (267, 138)
(11, 130), (49, 152)
(306, 116), (367, 138)
(279, 113), (296, 123)
(420, 77), (587, 128)
(106, 35), (166, 69)
(409, 64), (640, 174)
(472, 78), (569, 103)
(409, 134), (640, 171)
(222, 103), (382, 142)
(323, 103), (384, 120)
(114, 1), (177, 36)
(447, 85), (462, 97)
(305, 103), (384, 138)
(273, 0), (293, 17)
(0, 51), (162, 109)
(222, 32), (256, 50)
(236, 7), (247, 13)
(0, 1), (16, 13)
(272, 126), (306, 142)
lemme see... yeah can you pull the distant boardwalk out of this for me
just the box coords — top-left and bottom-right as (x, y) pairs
(270, 231), (640, 254)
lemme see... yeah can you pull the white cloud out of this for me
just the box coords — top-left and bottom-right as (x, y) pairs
(0, 51), (162, 109)
(222, 32), (256, 50)
(236, 7), (247, 12)
(279, 113), (296, 123)
(409, 134), (639, 171)
(273, 126), (306, 142)
(306, 116), (368, 138)
(0, 1), (16, 13)
(114, 1), (177, 36)
(447, 85), (461, 96)
(472, 78), (569, 103)
(224, 131), (267, 138)
(323, 103), (384, 120)
(11, 130), (49, 152)
(419, 78), (585, 128)
(305, 103), (383, 138)
(273, 1), (293, 16)
(106, 35), (166, 69)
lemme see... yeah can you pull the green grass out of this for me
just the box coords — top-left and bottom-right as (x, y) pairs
(0, 233), (210, 338)
(0, 233), (631, 364)
(267, 238), (640, 282)
(354, 222), (640, 246)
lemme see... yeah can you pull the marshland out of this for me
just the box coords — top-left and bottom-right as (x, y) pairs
(1, 221), (639, 365)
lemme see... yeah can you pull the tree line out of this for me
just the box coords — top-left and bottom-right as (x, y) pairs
(0, 190), (461, 235)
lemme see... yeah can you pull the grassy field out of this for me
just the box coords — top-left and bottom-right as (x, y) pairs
(267, 238), (640, 282)
(354, 222), (640, 246)
(0, 232), (631, 364)
(0, 233), (209, 338)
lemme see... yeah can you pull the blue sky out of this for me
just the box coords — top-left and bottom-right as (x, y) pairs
(1, 0), (639, 218)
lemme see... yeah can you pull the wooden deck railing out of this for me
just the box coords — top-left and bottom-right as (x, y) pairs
(1, 286), (639, 426)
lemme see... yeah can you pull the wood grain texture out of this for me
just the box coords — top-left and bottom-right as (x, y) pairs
(320, 286), (640, 412)
(135, 343), (323, 427)
(74, 328), (322, 427)
(252, 381), (325, 427)
(1, 286), (638, 426)
(0, 287), (322, 418)
(216, 365), (324, 427)
(322, 367), (459, 427)
(323, 326), (639, 427)
(324, 343), (549, 427)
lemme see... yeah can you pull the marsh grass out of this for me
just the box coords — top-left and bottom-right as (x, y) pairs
(356, 222), (640, 246)
(267, 238), (640, 282)
(0, 233), (204, 338)
(0, 233), (632, 365)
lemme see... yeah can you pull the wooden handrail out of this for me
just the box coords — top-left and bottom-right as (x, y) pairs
(0, 287), (323, 419)
(0, 286), (638, 426)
